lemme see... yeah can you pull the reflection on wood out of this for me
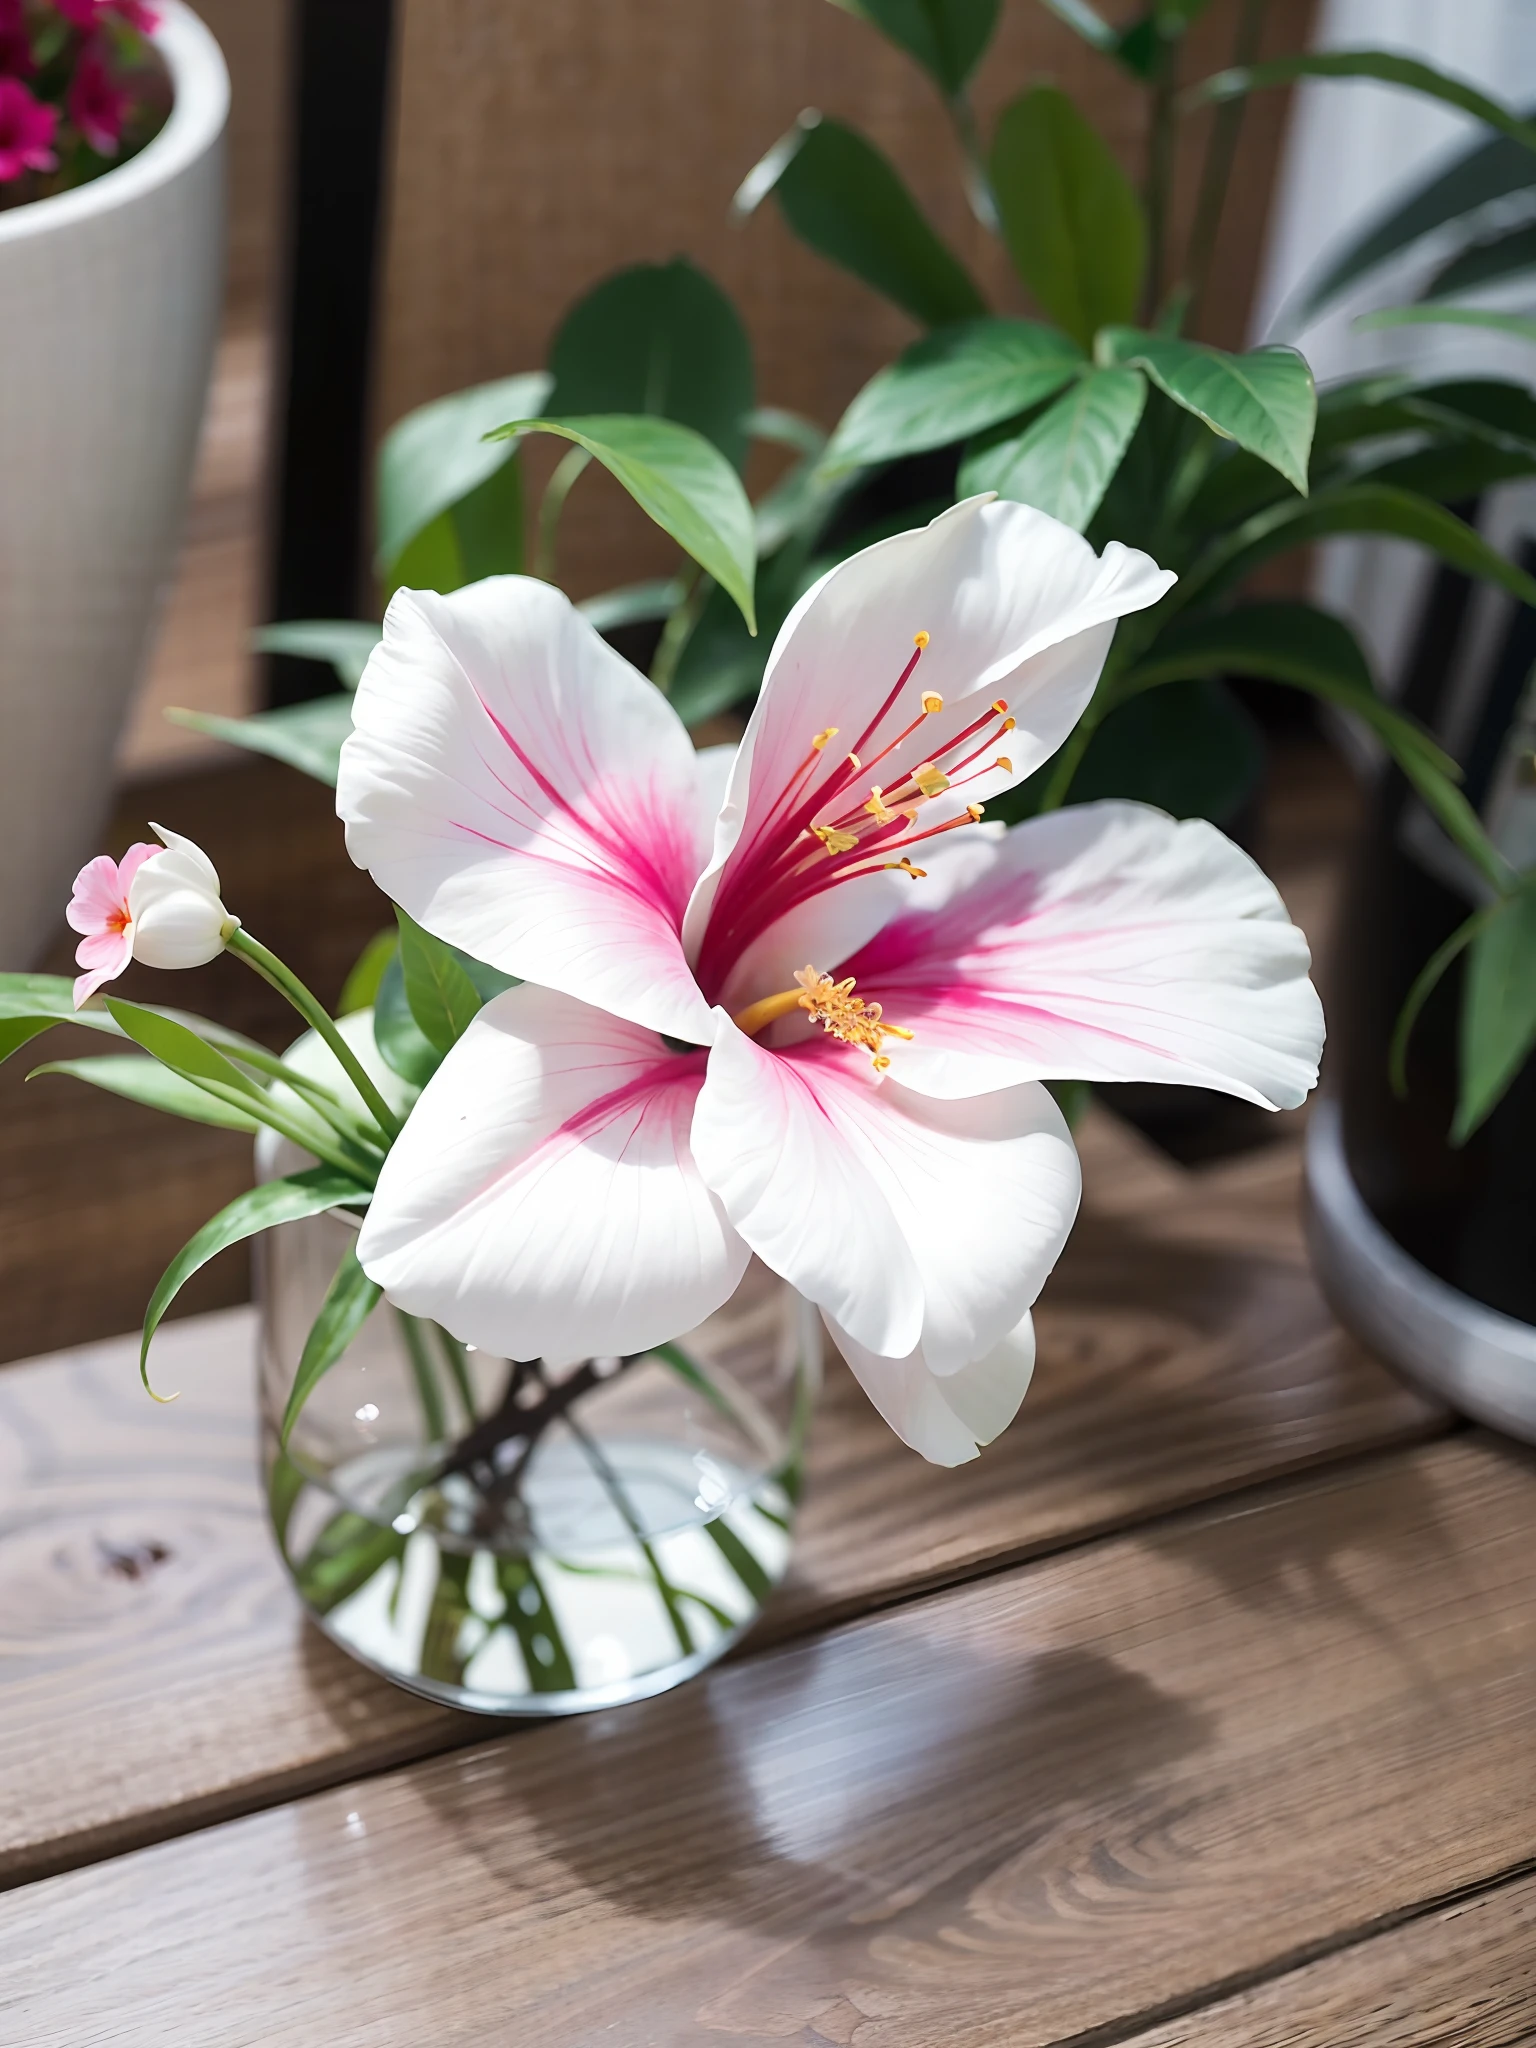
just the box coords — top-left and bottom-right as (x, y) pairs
(3, 1439), (1531, 2047)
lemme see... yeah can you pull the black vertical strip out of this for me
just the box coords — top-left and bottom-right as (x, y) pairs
(265, 0), (397, 708)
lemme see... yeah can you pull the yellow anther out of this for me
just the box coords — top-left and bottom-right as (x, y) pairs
(921, 690), (943, 714)
(845, 752), (862, 771)
(884, 857), (927, 880)
(812, 823), (860, 856)
(873, 1054), (891, 1073)
(967, 802), (985, 822)
(865, 787), (896, 825)
(913, 631), (930, 649)
(992, 699), (1008, 715)
(1000, 715), (1016, 733)
(996, 755), (1013, 774)
(912, 762), (950, 799)
(812, 727), (838, 751)
(788, 965), (916, 1070)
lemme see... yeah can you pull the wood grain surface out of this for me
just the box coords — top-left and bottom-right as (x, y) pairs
(0, 1115), (1438, 1891)
(377, 0), (1314, 600)
(1119, 1873), (1536, 2048)
(4, 1436), (1530, 2048)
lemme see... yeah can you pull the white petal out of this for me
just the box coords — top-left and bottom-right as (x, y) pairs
(692, 1023), (1079, 1370)
(843, 800), (1325, 1110)
(683, 497), (1173, 971)
(127, 826), (231, 969)
(338, 578), (714, 1042)
(357, 984), (748, 1360)
(826, 1310), (1037, 1465)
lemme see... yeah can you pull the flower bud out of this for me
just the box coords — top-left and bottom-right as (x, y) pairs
(127, 824), (240, 970)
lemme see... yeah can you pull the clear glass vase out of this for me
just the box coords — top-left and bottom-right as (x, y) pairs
(256, 1204), (820, 1717)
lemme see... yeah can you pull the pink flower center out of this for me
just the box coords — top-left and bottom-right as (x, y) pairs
(695, 633), (1015, 1002)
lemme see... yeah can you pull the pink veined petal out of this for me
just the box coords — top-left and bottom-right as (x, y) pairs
(338, 578), (715, 1043)
(72, 926), (135, 1007)
(692, 1022), (1079, 1371)
(356, 984), (748, 1362)
(842, 800), (1325, 1111)
(66, 853), (128, 934)
(682, 496), (1174, 997)
(826, 1309), (1037, 1465)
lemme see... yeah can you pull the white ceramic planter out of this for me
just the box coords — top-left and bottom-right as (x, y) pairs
(0, 3), (228, 967)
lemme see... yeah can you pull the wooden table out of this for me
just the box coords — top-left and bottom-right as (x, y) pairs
(3, 745), (1535, 2044)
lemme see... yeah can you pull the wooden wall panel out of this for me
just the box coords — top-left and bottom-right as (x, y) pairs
(190, 0), (292, 315)
(375, 0), (1313, 596)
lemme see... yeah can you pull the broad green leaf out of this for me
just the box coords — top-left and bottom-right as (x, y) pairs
(0, 1016), (53, 1064)
(395, 907), (484, 1055)
(384, 451), (526, 598)
(1072, 679), (1263, 824)
(280, 1242), (384, 1445)
(1362, 441), (1536, 504)
(735, 113), (987, 329)
(547, 260), (755, 473)
(492, 416), (758, 632)
(823, 318), (1084, 472)
(991, 88), (1145, 347)
(1457, 875), (1536, 1142)
(337, 930), (397, 1017)
(375, 372), (551, 575)
(251, 620), (381, 690)
(1424, 219), (1536, 301)
(832, 0), (1001, 93)
(1190, 53), (1536, 156)
(105, 997), (265, 1102)
(0, 976), (276, 1071)
(1292, 125), (1536, 320)
(166, 695), (354, 788)
(1098, 330), (1315, 493)
(577, 578), (688, 633)
(28, 1054), (265, 1132)
(960, 366), (1145, 529)
(1359, 305), (1536, 349)
(1401, 380), (1536, 459)
(373, 952), (443, 1089)
(140, 1167), (371, 1397)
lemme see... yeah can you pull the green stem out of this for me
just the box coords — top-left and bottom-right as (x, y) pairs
(433, 1324), (478, 1425)
(534, 445), (592, 584)
(195, 1072), (376, 1181)
(1142, 46), (1181, 325)
(227, 929), (402, 1144)
(1389, 903), (1502, 1098)
(1184, 0), (1270, 327)
(649, 568), (709, 697)
(562, 1411), (694, 1658)
(946, 88), (999, 232)
(396, 1310), (449, 1442)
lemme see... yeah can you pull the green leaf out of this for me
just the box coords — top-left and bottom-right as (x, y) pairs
(735, 113), (987, 329)
(251, 620), (381, 690)
(1359, 305), (1536, 349)
(385, 451), (527, 598)
(833, 0), (1001, 93)
(1183, 481), (1536, 622)
(166, 695), (354, 789)
(1424, 219), (1536, 301)
(577, 578), (688, 633)
(280, 1242), (383, 1446)
(375, 372), (551, 576)
(1032, 0), (1116, 52)
(0, 1016), (55, 1064)
(373, 952), (443, 1089)
(1071, 678), (1263, 824)
(27, 1054), (266, 1132)
(395, 908), (485, 1055)
(1457, 875), (1536, 1142)
(337, 930), (397, 1017)
(823, 318), (1084, 472)
(960, 366), (1145, 529)
(105, 997), (265, 1102)
(1401, 379), (1536, 459)
(547, 259), (755, 474)
(1190, 53), (1536, 155)
(747, 406), (827, 458)
(140, 1167), (370, 1398)
(1098, 330), (1315, 493)
(1291, 126), (1536, 320)
(492, 416), (758, 633)
(991, 88), (1146, 348)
